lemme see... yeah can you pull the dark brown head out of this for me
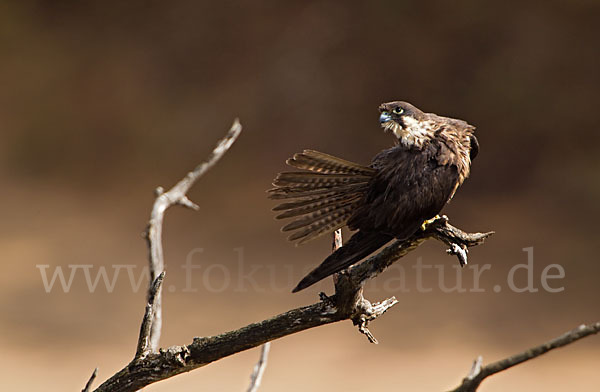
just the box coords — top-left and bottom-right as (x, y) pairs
(378, 101), (432, 147)
(379, 101), (425, 126)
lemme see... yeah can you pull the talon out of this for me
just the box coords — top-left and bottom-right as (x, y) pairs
(421, 214), (442, 231)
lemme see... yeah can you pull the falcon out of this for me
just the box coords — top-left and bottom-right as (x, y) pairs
(268, 101), (479, 292)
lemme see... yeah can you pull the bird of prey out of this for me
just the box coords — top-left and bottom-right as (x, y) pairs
(269, 101), (478, 292)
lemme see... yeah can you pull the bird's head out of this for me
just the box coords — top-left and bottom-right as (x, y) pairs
(379, 101), (430, 145)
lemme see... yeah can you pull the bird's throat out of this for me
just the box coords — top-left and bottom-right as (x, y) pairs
(382, 118), (432, 149)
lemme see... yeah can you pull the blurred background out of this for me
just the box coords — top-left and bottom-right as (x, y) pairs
(1, 1), (599, 390)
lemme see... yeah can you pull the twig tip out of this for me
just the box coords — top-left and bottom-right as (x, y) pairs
(82, 367), (98, 392)
(467, 355), (483, 379)
(178, 196), (200, 210)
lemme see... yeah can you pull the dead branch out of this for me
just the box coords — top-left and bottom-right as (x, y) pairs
(135, 272), (165, 358)
(90, 219), (490, 391)
(143, 118), (242, 351)
(85, 119), (494, 391)
(246, 342), (271, 392)
(450, 321), (600, 392)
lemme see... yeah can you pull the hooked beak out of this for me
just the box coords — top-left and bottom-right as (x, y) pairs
(379, 111), (392, 124)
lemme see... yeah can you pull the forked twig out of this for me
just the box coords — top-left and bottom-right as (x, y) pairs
(142, 118), (242, 351)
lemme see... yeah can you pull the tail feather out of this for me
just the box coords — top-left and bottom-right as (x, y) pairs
(273, 172), (371, 187)
(268, 150), (373, 244)
(288, 215), (349, 244)
(281, 203), (356, 232)
(287, 209), (352, 244)
(267, 183), (368, 199)
(292, 231), (392, 292)
(275, 194), (362, 219)
(287, 150), (375, 175)
(272, 191), (349, 211)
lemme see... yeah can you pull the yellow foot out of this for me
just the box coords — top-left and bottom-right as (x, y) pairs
(421, 215), (442, 231)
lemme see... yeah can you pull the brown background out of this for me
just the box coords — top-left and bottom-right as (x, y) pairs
(1, 1), (599, 391)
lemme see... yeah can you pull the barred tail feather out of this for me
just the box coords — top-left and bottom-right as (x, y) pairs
(281, 203), (355, 232)
(287, 150), (375, 175)
(273, 172), (371, 187)
(292, 231), (393, 292)
(272, 191), (352, 212)
(274, 193), (362, 219)
(267, 183), (368, 199)
(287, 208), (352, 244)
(268, 150), (373, 245)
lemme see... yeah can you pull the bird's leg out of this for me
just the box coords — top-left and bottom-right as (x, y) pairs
(420, 214), (470, 266)
(421, 214), (442, 231)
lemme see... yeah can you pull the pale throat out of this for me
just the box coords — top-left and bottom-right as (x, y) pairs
(382, 116), (433, 148)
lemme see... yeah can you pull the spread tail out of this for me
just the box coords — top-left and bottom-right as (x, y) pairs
(292, 231), (392, 292)
(268, 150), (374, 244)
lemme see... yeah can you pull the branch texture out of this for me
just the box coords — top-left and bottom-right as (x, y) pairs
(136, 272), (165, 358)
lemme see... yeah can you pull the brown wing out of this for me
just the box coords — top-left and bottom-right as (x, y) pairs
(268, 150), (375, 245)
(347, 143), (460, 240)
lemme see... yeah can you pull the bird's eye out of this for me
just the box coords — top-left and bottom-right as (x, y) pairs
(393, 107), (404, 115)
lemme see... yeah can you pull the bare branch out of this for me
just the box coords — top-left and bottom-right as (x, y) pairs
(450, 321), (600, 392)
(82, 368), (98, 392)
(246, 343), (271, 392)
(354, 296), (399, 344)
(143, 119), (242, 351)
(92, 216), (491, 392)
(93, 300), (343, 392)
(136, 272), (165, 358)
(345, 215), (493, 288)
(331, 228), (399, 344)
(331, 215), (492, 344)
(466, 356), (483, 380)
